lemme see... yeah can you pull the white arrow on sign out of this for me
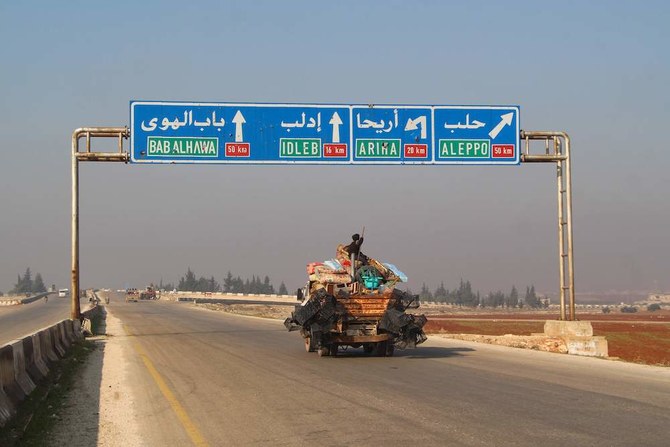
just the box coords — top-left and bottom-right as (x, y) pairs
(232, 110), (246, 142)
(329, 111), (343, 143)
(488, 112), (514, 140)
(404, 115), (427, 139)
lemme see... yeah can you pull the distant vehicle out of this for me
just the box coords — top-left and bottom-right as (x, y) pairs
(125, 288), (139, 302)
(58, 288), (69, 298)
(139, 286), (157, 300)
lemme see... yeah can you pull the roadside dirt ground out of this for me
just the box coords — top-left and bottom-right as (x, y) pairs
(426, 316), (670, 366)
(46, 307), (143, 446)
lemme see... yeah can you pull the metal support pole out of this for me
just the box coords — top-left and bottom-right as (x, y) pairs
(520, 130), (575, 321)
(556, 161), (566, 321)
(564, 134), (576, 320)
(71, 133), (81, 320)
(71, 127), (129, 321)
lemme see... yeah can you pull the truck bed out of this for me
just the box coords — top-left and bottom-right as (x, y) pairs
(337, 294), (392, 320)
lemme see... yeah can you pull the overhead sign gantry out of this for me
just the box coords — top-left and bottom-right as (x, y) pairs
(71, 101), (574, 323)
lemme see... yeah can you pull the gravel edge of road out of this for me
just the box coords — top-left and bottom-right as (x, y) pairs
(44, 306), (144, 447)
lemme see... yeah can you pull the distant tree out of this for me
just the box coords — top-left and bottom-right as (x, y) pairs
(602, 306), (611, 314)
(222, 271), (232, 292)
(525, 285), (541, 308)
(33, 273), (47, 293)
(647, 303), (661, 312)
(506, 286), (519, 308)
(263, 276), (274, 294)
(278, 282), (288, 295)
(207, 276), (220, 293)
(178, 268), (198, 291)
(233, 276), (244, 293)
(419, 283), (433, 302)
(434, 282), (448, 302)
(620, 305), (638, 313)
(454, 279), (477, 307)
(12, 268), (33, 294)
(494, 291), (506, 308)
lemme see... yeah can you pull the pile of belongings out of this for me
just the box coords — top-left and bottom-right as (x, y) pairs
(285, 235), (427, 349)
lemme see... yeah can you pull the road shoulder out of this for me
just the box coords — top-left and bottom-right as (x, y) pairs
(46, 306), (143, 446)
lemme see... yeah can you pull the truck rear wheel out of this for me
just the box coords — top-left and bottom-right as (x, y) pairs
(305, 337), (316, 352)
(363, 344), (374, 354)
(375, 341), (388, 357)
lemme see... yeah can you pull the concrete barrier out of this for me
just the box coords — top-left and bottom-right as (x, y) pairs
(58, 322), (71, 349)
(0, 345), (24, 407)
(0, 292), (53, 306)
(28, 333), (49, 379)
(22, 337), (45, 383)
(62, 320), (76, 344)
(50, 325), (66, 358)
(9, 340), (36, 397)
(0, 388), (12, 427)
(0, 316), (90, 428)
(39, 328), (59, 363)
(73, 319), (83, 339)
(543, 321), (608, 357)
(0, 299), (21, 306)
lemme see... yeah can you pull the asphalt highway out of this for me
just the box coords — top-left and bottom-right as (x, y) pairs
(102, 292), (670, 446)
(0, 294), (83, 345)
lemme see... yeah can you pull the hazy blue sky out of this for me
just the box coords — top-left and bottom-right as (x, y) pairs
(1, 1), (668, 298)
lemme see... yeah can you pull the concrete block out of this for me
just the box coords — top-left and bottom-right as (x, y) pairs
(50, 326), (66, 358)
(22, 337), (45, 383)
(58, 322), (71, 348)
(10, 340), (36, 396)
(564, 336), (609, 358)
(544, 320), (594, 337)
(27, 335), (49, 380)
(0, 390), (14, 427)
(40, 329), (59, 363)
(73, 319), (83, 338)
(0, 345), (24, 405)
(63, 320), (76, 343)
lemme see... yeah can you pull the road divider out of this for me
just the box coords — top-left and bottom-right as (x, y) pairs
(0, 302), (97, 427)
(161, 291), (297, 304)
(0, 292), (54, 306)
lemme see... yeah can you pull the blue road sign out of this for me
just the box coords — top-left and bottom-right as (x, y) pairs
(433, 106), (520, 164)
(130, 101), (519, 165)
(351, 106), (433, 164)
(130, 102), (351, 164)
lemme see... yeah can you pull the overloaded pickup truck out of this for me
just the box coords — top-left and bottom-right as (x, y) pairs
(285, 246), (427, 357)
